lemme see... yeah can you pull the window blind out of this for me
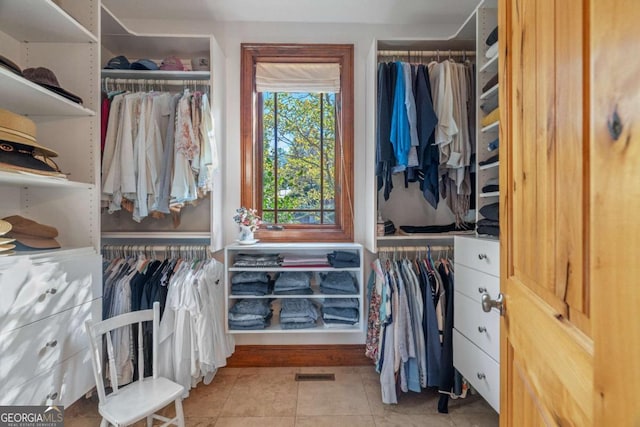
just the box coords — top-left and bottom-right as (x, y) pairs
(255, 63), (340, 93)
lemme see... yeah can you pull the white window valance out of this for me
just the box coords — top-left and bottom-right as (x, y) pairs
(255, 62), (340, 93)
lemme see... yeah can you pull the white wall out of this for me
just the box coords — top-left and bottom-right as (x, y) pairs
(115, 17), (463, 345)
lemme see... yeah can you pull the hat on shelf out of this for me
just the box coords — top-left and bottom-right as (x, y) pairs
(190, 56), (209, 71)
(104, 55), (131, 70)
(23, 67), (83, 104)
(130, 58), (159, 70)
(0, 108), (58, 157)
(0, 55), (23, 76)
(160, 56), (185, 71)
(2, 215), (61, 250)
(0, 243), (16, 253)
(0, 220), (12, 236)
(0, 237), (16, 245)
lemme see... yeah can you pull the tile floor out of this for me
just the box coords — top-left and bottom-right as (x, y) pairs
(66, 366), (498, 426)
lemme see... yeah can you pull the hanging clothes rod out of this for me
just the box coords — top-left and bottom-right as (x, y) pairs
(102, 244), (212, 259)
(377, 245), (452, 253)
(378, 49), (475, 57)
(102, 77), (210, 86)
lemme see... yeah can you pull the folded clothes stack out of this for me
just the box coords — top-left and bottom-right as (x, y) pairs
(230, 271), (272, 296)
(281, 254), (330, 267)
(319, 271), (358, 295)
(327, 250), (360, 268)
(322, 298), (359, 325)
(279, 298), (318, 329)
(228, 299), (273, 330)
(233, 252), (281, 267)
(273, 271), (313, 295)
(478, 202), (500, 237)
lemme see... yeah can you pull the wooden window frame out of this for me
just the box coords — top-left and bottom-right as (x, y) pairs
(240, 43), (354, 242)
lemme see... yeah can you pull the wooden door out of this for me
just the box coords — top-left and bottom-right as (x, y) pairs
(500, 0), (640, 424)
(499, 0), (592, 424)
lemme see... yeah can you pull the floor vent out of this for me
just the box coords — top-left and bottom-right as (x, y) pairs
(295, 373), (335, 382)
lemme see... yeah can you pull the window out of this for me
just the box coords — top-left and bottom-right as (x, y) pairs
(241, 44), (354, 242)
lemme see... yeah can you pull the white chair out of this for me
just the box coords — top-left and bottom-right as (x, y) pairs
(85, 302), (185, 427)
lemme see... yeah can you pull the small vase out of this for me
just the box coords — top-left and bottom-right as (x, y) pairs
(238, 225), (254, 242)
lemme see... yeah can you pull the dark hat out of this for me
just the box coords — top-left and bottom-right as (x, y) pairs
(131, 59), (159, 70)
(23, 67), (83, 104)
(0, 55), (22, 77)
(2, 215), (61, 250)
(104, 55), (131, 70)
(0, 140), (65, 178)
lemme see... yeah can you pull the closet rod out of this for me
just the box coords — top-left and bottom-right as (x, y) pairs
(378, 50), (476, 57)
(377, 245), (452, 253)
(101, 78), (210, 86)
(102, 244), (212, 257)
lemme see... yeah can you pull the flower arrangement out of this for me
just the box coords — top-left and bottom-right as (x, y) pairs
(233, 207), (262, 232)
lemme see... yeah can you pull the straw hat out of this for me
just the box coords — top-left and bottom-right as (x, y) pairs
(0, 220), (11, 236)
(0, 108), (58, 157)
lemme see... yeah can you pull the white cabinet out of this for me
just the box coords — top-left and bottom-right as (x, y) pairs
(224, 243), (364, 333)
(0, 249), (102, 406)
(0, 0), (101, 406)
(454, 235), (500, 413)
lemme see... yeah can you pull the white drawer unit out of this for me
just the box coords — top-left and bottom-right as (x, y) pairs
(0, 251), (102, 406)
(455, 263), (500, 302)
(454, 291), (500, 362)
(453, 330), (500, 412)
(454, 235), (500, 277)
(454, 235), (500, 413)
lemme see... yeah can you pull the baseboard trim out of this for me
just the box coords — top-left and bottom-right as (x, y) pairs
(225, 345), (370, 367)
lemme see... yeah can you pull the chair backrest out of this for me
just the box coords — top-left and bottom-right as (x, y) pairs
(85, 302), (160, 403)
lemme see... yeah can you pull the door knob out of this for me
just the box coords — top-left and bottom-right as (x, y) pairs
(481, 292), (504, 315)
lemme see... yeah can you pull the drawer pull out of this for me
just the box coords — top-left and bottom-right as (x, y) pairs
(45, 340), (58, 348)
(478, 326), (487, 333)
(477, 373), (486, 380)
(478, 253), (487, 260)
(46, 392), (58, 400)
(478, 287), (487, 294)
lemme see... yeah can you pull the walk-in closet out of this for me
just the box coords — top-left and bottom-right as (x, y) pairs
(0, 0), (637, 425)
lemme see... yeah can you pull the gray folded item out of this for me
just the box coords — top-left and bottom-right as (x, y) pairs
(280, 321), (317, 329)
(323, 306), (358, 320)
(231, 271), (270, 284)
(229, 299), (272, 317)
(322, 298), (359, 309)
(280, 298), (318, 320)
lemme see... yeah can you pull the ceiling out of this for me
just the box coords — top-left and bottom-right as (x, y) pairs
(102, 0), (481, 26)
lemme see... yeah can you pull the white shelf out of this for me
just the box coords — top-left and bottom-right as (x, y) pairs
(480, 83), (499, 100)
(0, 246), (97, 266)
(229, 293), (360, 300)
(101, 232), (211, 240)
(481, 121), (499, 133)
(229, 266), (360, 272)
(101, 5), (209, 59)
(0, 0), (97, 43)
(479, 161), (500, 171)
(480, 191), (500, 198)
(228, 317), (361, 334)
(0, 67), (95, 120)
(377, 233), (473, 244)
(479, 55), (498, 73)
(0, 171), (94, 189)
(101, 70), (210, 81)
(226, 242), (363, 251)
